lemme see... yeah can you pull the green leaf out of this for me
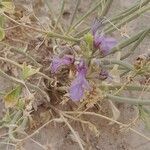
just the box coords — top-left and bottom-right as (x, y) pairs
(84, 33), (93, 49)
(22, 63), (40, 80)
(4, 86), (22, 108)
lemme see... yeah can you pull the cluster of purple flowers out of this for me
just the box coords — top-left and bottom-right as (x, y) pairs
(50, 19), (117, 101)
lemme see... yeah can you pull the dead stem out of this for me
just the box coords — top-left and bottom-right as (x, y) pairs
(64, 111), (150, 142)
(60, 113), (85, 150)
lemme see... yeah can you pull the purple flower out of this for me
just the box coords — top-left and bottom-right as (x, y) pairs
(92, 19), (117, 56)
(50, 55), (74, 73)
(69, 60), (90, 101)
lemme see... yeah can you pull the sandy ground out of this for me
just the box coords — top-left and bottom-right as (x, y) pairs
(0, 0), (150, 150)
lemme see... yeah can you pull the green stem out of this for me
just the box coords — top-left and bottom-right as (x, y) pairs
(106, 94), (150, 105)
(104, 0), (149, 28)
(74, 27), (90, 38)
(100, 0), (113, 17)
(121, 29), (149, 60)
(100, 84), (150, 92)
(101, 59), (134, 70)
(19, 117), (28, 131)
(70, 0), (103, 31)
(74, 0), (113, 37)
(47, 32), (80, 42)
(44, 0), (64, 33)
(104, 4), (150, 34)
(74, 0), (149, 38)
(67, 0), (81, 33)
(120, 70), (130, 77)
(53, 0), (65, 31)
(103, 65), (127, 70)
(110, 28), (150, 55)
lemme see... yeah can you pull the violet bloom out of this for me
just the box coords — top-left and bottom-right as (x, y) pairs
(50, 55), (74, 73)
(69, 60), (90, 101)
(92, 19), (117, 56)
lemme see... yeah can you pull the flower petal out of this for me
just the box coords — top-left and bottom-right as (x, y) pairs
(69, 82), (84, 101)
(50, 55), (74, 73)
(69, 60), (90, 101)
(100, 37), (117, 56)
